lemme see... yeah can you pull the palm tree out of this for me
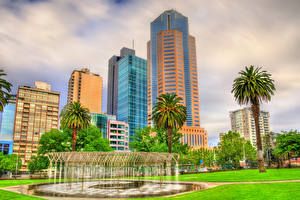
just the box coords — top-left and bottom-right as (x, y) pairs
(152, 93), (187, 153)
(232, 66), (275, 172)
(60, 102), (91, 151)
(0, 69), (12, 112)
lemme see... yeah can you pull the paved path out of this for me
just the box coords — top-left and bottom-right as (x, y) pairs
(2, 179), (300, 200)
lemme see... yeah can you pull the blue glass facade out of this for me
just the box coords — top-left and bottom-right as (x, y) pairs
(90, 113), (116, 138)
(117, 55), (147, 138)
(0, 95), (16, 154)
(150, 10), (193, 126)
(0, 141), (13, 155)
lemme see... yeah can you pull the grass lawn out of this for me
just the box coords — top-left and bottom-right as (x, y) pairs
(0, 168), (299, 199)
(132, 182), (300, 200)
(142, 168), (300, 182)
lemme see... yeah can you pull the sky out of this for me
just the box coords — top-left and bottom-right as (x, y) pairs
(1, 0), (300, 146)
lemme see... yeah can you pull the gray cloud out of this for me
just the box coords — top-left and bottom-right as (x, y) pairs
(0, 0), (299, 146)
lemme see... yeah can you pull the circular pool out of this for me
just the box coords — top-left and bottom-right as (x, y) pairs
(31, 180), (204, 198)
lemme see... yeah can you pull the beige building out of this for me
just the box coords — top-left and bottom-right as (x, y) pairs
(12, 81), (60, 170)
(230, 107), (270, 147)
(67, 68), (103, 114)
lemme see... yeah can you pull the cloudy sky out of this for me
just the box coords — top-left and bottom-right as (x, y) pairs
(1, 0), (299, 146)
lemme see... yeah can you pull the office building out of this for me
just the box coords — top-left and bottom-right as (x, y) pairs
(12, 82), (60, 170)
(90, 113), (129, 151)
(107, 120), (129, 151)
(67, 68), (103, 114)
(230, 107), (271, 147)
(0, 95), (16, 155)
(117, 54), (147, 138)
(147, 9), (207, 147)
(107, 47), (135, 115)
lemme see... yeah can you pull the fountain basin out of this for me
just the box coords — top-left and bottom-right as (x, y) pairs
(30, 180), (204, 198)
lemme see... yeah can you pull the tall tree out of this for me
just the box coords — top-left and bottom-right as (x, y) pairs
(152, 93), (187, 153)
(0, 69), (12, 112)
(60, 102), (91, 151)
(232, 66), (275, 172)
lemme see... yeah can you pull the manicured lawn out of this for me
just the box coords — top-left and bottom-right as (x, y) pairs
(131, 182), (300, 200)
(0, 189), (44, 200)
(0, 168), (299, 199)
(142, 168), (300, 182)
(0, 179), (53, 188)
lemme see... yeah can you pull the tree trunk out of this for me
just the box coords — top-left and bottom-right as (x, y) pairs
(167, 127), (172, 153)
(251, 99), (266, 173)
(72, 129), (77, 151)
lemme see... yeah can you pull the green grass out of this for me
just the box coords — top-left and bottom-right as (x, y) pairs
(131, 182), (300, 200)
(0, 168), (299, 199)
(0, 179), (53, 188)
(141, 168), (300, 182)
(0, 189), (44, 200)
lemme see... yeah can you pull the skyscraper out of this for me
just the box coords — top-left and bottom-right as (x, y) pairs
(67, 68), (103, 114)
(147, 10), (207, 148)
(0, 95), (16, 155)
(107, 47), (135, 115)
(12, 82), (60, 170)
(230, 107), (271, 147)
(117, 54), (147, 138)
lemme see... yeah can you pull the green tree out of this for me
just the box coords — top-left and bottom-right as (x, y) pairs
(152, 93), (187, 153)
(76, 126), (113, 152)
(274, 130), (300, 167)
(180, 147), (214, 167)
(130, 127), (157, 152)
(27, 126), (113, 173)
(60, 102), (91, 151)
(38, 129), (71, 154)
(232, 66), (275, 172)
(0, 153), (21, 176)
(27, 156), (49, 174)
(130, 127), (189, 154)
(216, 131), (257, 169)
(0, 69), (12, 112)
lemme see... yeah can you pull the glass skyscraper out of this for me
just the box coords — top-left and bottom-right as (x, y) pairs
(0, 95), (16, 155)
(117, 54), (147, 138)
(107, 47), (135, 115)
(147, 10), (208, 148)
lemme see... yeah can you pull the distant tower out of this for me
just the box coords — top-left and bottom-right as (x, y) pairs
(107, 47), (135, 115)
(0, 95), (16, 155)
(117, 54), (147, 138)
(230, 107), (271, 147)
(13, 82), (60, 170)
(147, 10), (207, 148)
(67, 68), (103, 114)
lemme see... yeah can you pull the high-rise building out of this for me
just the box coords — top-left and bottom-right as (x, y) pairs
(12, 82), (60, 170)
(67, 68), (103, 114)
(0, 95), (16, 155)
(230, 107), (271, 147)
(107, 120), (129, 151)
(147, 10), (207, 148)
(90, 113), (129, 151)
(117, 54), (147, 138)
(107, 47), (135, 115)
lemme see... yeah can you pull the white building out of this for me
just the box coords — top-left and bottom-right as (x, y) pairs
(230, 107), (270, 147)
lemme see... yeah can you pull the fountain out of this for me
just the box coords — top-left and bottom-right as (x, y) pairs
(29, 152), (204, 198)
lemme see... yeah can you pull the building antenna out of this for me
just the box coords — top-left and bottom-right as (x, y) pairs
(132, 39), (135, 50)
